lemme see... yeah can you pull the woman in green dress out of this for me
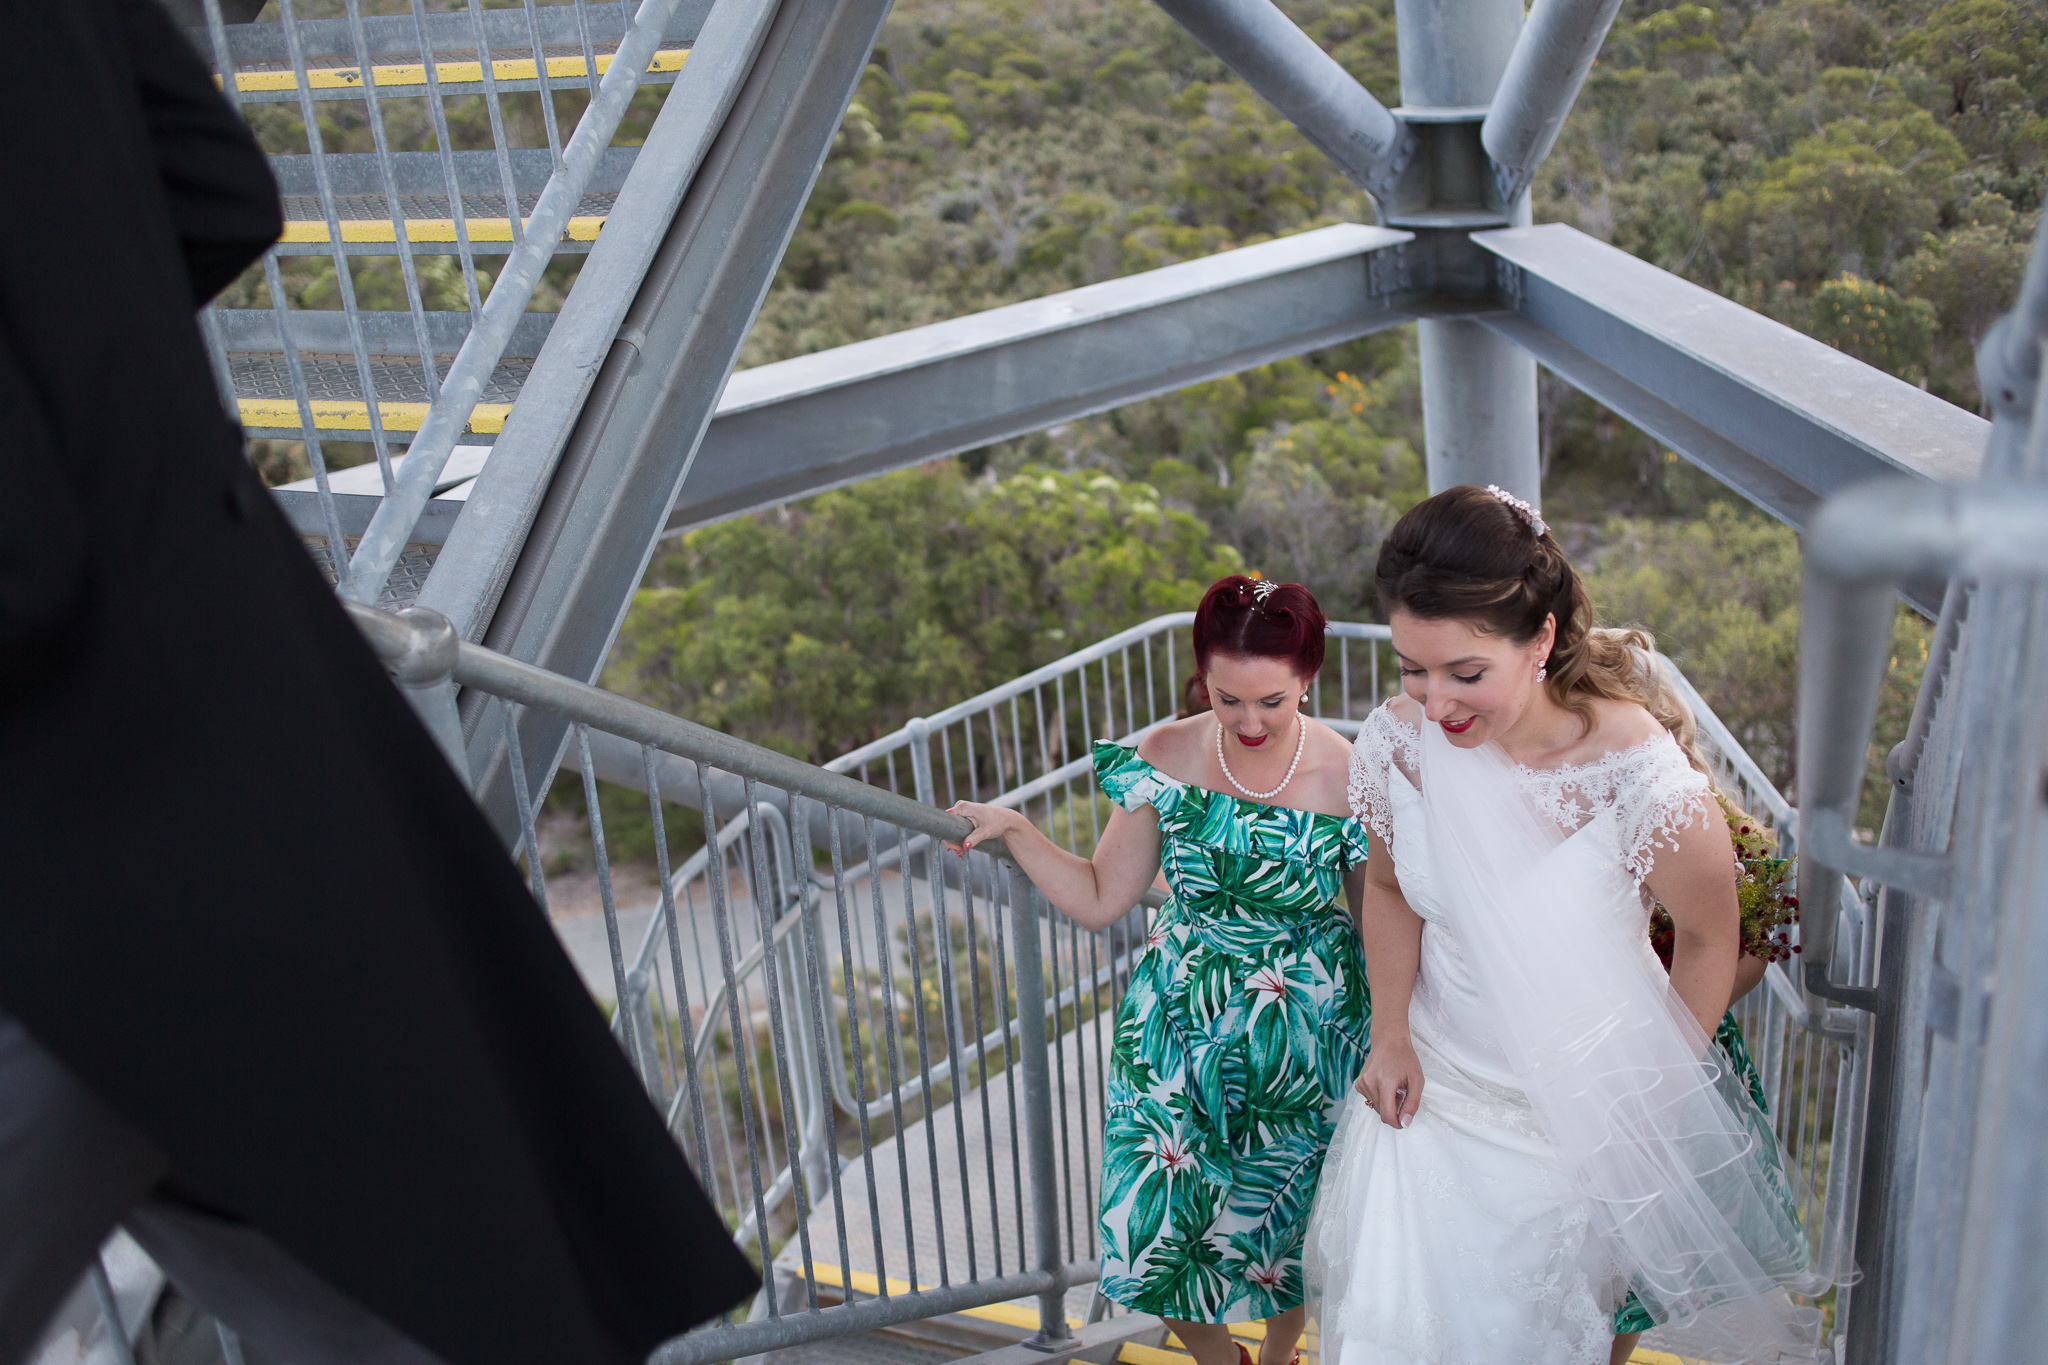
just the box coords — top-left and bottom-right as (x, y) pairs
(950, 576), (1370, 1365)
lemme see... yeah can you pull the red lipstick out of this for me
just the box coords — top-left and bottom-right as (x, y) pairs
(1440, 715), (1477, 735)
(1237, 733), (1268, 747)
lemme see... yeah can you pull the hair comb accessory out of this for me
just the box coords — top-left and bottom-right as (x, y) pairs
(1485, 484), (1548, 538)
(1251, 579), (1279, 604)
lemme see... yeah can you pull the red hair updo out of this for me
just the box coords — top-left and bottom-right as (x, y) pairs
(1181, 575), (1327, 716)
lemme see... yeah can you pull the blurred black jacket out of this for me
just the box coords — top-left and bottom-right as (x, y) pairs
(0, 3), (756, 1360)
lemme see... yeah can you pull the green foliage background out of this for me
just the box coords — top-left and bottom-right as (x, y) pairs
(609, 0), (2018, 819)
(221, 0), (2032, 819)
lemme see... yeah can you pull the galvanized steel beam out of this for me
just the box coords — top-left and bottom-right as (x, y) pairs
(1474, 225), (1986, 579)
(670, 223), (1418, 532)
(1394, 0), (1540, 501)
(434, 0), (900, 847)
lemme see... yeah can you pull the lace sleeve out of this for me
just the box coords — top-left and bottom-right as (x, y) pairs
(1347, 704), (1418, 843)
(1614, 735), (1715, 885)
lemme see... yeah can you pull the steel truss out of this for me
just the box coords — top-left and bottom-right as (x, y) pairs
(182, 1), (2042, 1360)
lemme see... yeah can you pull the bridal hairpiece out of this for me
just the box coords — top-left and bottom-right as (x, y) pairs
(1486, 484), (1548, 538)
(1251, 579), (1279, 604)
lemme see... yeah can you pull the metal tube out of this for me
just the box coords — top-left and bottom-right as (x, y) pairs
(346, 0), (443, 406)
(1798, 480), (2048, 1004)
(1149, 0), (1413, 201)
(465, 0), (529, 251)
(826, 807), (893, 1291)
(644, 746), (716, 1171)
(411, 0), (486, 327)
(1007, 874), (1071, 1345)
(522, 0), (566, 167)
(1396, 0), (1539, 501)
(743, 779), (820, 1308)
(278, 0), (399, 491)
(501, 698), (549, 908)
(1480, 0), (1627, 205)
(578, 724), (644, 1075)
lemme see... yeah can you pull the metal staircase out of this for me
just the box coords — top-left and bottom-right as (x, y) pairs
(77, 2), (2048, 1364)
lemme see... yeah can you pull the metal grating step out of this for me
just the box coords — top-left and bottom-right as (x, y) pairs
(227, 44), (688, 100)
(231, 352), (529, 439)
(302, 536), (439, 610)
(275, 191), (617, 254)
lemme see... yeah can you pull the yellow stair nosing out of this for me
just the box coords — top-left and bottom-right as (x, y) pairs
(277, 214), (606, 246)
(236, 397), (512, 436)
(223, 48), (687, 95)
(791, 1262), (1084, 1333)
(1116, 1346), (1193, 1365)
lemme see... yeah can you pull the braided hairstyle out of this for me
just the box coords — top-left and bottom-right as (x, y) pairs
(1374, 485), (1675, 740)
(1179, 575), (1327, 718)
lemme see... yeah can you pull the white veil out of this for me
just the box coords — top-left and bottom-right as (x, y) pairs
(1415, 721), (1823, 1362)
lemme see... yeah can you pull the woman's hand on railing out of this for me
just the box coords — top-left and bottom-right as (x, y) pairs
(950, 799), (1165, 932)
(946, 801), (1031, 856)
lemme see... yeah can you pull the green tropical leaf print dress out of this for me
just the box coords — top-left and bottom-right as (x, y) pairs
(1092, 741), (1371, 1325)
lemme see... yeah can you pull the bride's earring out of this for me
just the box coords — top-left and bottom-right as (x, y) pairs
(1536, 661), (1549, 683)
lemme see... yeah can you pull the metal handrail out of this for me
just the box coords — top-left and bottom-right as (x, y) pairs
(346, 602), (1000, 857)
(347, 598), (1863, 1357)
(1798, 480), (2048, 1007)
(828, 614), (1392, 775)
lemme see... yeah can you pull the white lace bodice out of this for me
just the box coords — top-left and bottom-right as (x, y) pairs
(1347, 700), (1713, 886)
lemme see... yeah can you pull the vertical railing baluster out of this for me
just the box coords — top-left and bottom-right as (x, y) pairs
(928, 832), (980, 1281)
(346, 0), (443, 409)
(465, 0), (528, 252)
(742, 778), (819, 1309)
(645, 748), (714, 1175)
(896, 815), (951, 1285)
(278, 0), (399, 492)
(522, 0), (566, 167)
(575, 725), (643, 1076)
(868, 817), (922, 1293)
(1007, 872), (1070, 1346)
(696, 765), (775, 1305)
(410, 0), (487, 328)
(829, 808), (893, 1296)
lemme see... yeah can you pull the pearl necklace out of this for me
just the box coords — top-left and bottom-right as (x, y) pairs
(1215, 718), (1306, 801)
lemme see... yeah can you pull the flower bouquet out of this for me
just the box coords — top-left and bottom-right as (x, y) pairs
(1648, 795), (1799, 969)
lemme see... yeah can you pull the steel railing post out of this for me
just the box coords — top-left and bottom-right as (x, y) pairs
(1006, 871), (1072, 1347)
(349, 603), (472, 786)
(907, 717), (937, 807)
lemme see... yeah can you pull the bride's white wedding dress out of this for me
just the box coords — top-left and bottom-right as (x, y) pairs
(1307, 700), (1822, 1365)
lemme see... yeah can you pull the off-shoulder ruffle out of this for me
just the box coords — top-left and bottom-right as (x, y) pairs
(1091, 739), (1367, 872)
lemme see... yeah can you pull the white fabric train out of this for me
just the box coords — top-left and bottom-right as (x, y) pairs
(1307, 703), (1825, 1365)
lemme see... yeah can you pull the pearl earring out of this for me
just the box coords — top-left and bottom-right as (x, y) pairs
(1302, 693), (1310, 703)
(1537, 662), (1549, 683)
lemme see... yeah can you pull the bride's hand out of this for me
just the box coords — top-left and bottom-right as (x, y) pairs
(1354, 1036), (1424, 1129)
(946, 801), (1026, 856)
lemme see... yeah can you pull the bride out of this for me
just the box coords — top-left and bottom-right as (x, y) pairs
(1308, 486), (1822, 1365)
